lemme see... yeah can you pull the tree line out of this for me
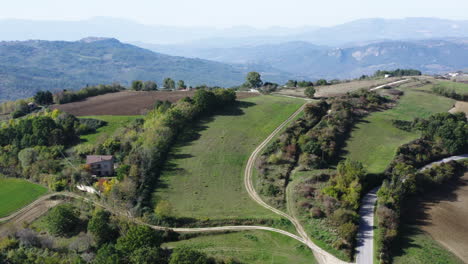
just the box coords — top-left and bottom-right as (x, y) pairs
(0, 203), (242, 264)
(255, 89), (390, 258)
(376, 112), (468, 263)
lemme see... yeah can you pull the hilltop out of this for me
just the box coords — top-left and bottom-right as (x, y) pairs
(0, 38), (284, 101)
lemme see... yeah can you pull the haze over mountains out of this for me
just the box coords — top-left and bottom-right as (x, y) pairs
(2, 17), (468, 101)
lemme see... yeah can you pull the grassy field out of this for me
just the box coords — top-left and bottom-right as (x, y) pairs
(432, 80), (468, 94)
(154, 95), (305, 220)
(163, 230), (315, 264)
(79, 115), (141, 145)
(344, 85), (455, 174)
(0, 178), (48, 217)
(392, 225), (462, 264)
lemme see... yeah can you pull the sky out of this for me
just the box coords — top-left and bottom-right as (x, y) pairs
(0, 0), (467, 28)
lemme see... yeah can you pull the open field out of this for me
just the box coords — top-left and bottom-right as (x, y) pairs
(344, 85), (455, 174)
(392, 225), (462, 264)
(53, 90), (259, 116)
(403, 173), (468, 263)
(154, 95), (305, 220)
(163, 230), (315, 264)
(0, 178), (48, 218)
(275, 77), (403, 98)
(79, 115), (141, 145)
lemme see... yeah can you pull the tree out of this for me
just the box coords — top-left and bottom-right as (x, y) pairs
(45, 204), (80, 236)
(93, 244), (121, 264)
(163, 78), (176, 90)
(88, 209), (116, 246)
(131, 80), (144, 91)
(34, 91), (53, 105)
(115, 225), (162, 253)
(169, 247), (212, 264)
(154, 200), (173, 219)
(177, 80), (187, 90)
(316, 79), (329, 86)
(143, 81), (158, 91)
(245, 72), (263, 88)
(285, 80), (297, 87)
(193, 89), (216, 112)
(18, 148), (38, 169)
(129, 247), (166, 264)
(304, 87), (316, 98)
(297, 80), (314, 87)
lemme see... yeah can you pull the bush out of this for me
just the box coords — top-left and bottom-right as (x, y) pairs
(45, 204), (80, 236)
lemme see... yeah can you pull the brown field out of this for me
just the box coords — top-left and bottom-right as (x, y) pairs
(415, 173), (468, 262)
(449, 101), (468, 117)
(52, 90), (258, 116)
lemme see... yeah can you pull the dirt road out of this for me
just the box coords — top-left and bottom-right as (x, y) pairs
(243, 103), (351, 264)
(1, 102), (349, 264)
(369, 79), (409, 91)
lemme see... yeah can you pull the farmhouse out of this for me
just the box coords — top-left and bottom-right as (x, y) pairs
(86, 155), (114, 176)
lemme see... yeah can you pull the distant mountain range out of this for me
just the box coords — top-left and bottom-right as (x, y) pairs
(2, 17), (468, 101)
(0, 38), (292, 102)
(2, 17), (468, 47)
(148, 39), (468, 79)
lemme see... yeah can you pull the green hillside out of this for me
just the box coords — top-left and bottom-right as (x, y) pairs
(154, 95), (305, 220)
(0, 38), (247, 102)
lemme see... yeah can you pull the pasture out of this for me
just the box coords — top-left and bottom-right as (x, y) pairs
(163, 230), (315, 264)
(154, 95), (305, 220)
(344, 85), (455, 174)
(0, 178), (48, 218)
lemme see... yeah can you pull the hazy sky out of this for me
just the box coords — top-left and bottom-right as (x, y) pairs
(1, 0), (467, 28)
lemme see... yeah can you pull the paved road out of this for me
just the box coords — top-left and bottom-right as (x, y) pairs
(355, 188), (379, 264)
(420, 154), (468, 171)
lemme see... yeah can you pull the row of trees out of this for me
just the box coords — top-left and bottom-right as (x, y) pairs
(374, 69), (422, 78)
(432, 84), (468, 101)
(84, 89), (237, 216)
(376, 112), (468, 263)
(255, 89), (390, 258)
(54, 83), (125, 104)
(131, 79), (188, 91)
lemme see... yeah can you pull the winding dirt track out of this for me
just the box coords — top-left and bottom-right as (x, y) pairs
(243, 104), (350, 264)
(0, 102), (349, 264)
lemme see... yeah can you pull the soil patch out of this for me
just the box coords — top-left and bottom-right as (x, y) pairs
(407, 173), (468, 262)
(52, 91), (258, 116)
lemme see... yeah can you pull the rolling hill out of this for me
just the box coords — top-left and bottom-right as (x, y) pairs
(0, 38), (290, 102)
(149, 39), (468, 79)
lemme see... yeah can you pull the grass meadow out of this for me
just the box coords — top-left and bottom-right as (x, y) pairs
(163, 230), (315, 264)
(0, 178), (48, 217)
(79, 115), (141, 145)
(154, 95), (305, 220)
(391, 225), (462, 264)
(344, 85), (455, 174)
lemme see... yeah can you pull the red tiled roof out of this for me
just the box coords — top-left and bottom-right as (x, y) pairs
(86, 155), (113, 164)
